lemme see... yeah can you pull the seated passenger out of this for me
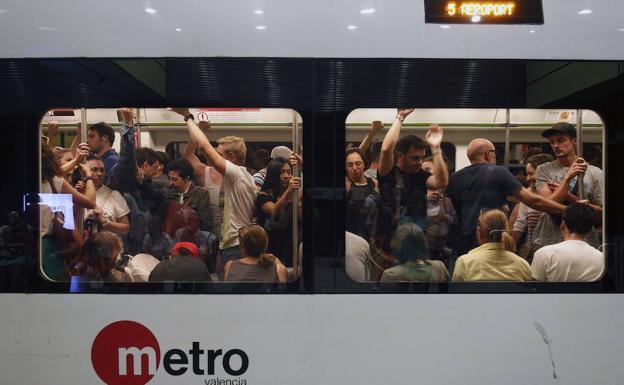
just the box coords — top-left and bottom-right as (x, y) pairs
(149, 242), (211, 282)
(83, 155), (130, 236)
(345, 231), (371, 282)
(174, 208), (217, 270)
(531, 203), (604, 282)
(71, 231), (130, 282)
(224, 224), (288, 283)
(381, 223), (449, 282)
(452, 209), (532, 282)
(255, 156), (302, 266)
(345, 147), (377, 240)
(164, 158), (213, 235)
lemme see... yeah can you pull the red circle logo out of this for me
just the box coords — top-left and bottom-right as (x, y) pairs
(91, 321), (161, 385)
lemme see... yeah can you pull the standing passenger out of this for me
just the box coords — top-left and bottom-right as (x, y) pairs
(86, 122), (119, 185)
(446, 138), (565, 261)
(171, 108), (256, 268)
(374, 108), (448, 258)
(533, 123), (603, 248)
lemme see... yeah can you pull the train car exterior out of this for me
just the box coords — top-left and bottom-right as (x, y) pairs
(1, 1), (624, 384)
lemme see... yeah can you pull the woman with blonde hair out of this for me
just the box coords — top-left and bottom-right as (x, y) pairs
(224, 224), (288, 283)
(452, 209), (531, 281)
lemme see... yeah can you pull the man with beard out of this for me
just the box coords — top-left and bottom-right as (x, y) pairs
(533, 122), (603, 247)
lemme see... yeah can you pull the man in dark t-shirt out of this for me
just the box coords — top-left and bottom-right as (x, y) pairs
(447, 138), (566, 258)
(375, 109), (449, 253)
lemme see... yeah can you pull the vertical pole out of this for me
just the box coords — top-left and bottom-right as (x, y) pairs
(576, 109), (584, 199)
(77, 108), (88, 235)
(135, 108), (142, 148)
(292, 110), (300, 277)
(504, 108), (510, 168)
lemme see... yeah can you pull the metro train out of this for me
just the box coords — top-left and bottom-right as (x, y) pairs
(1, 0), (624, 384)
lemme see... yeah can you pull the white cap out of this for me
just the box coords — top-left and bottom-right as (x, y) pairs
(270, 145), (292, 160)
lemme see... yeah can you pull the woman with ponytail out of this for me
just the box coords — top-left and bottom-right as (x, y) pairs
(224, 224), (288, 283)
(452, 209), (531, 281)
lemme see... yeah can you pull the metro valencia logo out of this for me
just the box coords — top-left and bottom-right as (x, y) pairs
(91, 321), (250, 385)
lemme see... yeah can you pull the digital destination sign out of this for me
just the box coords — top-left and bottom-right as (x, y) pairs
(425, 0), (544, 24)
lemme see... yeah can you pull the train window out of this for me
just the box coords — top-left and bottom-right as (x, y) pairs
(39, 108), (303, 286)
(344, 108), (605, 285)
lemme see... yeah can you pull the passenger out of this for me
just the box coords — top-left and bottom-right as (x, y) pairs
(374, 108), (448, 268)
(381, 223), (450, 283)
(425, 188), (456, 266)
(531, 203), (604, 282)
(72, 231), (130, 282)
(345, 231), (371, 282)
(253, 145), (293, 190)
(41, 143), (96, 209)
(182, 120), (223, 238)
(533, 123), (603, 248)
(164, 158), (214, 235)
(111, 109), (168, 257)
(446, 138), (565, 261)
(86, 122), (119, 185)
(153, 150), (172, 189)
(224, 224), (288, 283)
(511, 154), (555, 260)
(149, 242), (211, 282)
(452, 209), (532, 282)
(358, 120), (383, 162)
(54, 143), (90, 183)
(82, 156), (130, 237)
(255, 156), (302, 266)
(173, 208), (217, 268)
(135, 147), (163, 188)
(172, 108), (256, 267)
(345, 147), (377, 240)
(363, 141), (382, 182)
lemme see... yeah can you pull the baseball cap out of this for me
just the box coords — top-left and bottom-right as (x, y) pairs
(171, 242), (200, 257)
(541, 122), (577, 139)
(269, 145), (292, 161)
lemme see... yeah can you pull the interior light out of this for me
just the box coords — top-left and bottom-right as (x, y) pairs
(347, 25), (358, 30)
(255, 25), (267, 30)
(440, 25), (451, 29)
(254, 9), (264, 15)
(471, 15), (481, 23)
(175, 28), (182, 32)
(360, 8), (376, 14)
(529, 30), (536, 33)
(577, 9), (593, 15)
(37, 26), (58, 31)
(145, 8), (157, 14)
(619, 28), (624, 32)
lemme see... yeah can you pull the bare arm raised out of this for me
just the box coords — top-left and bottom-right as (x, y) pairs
(170, 108), (226, 175)
(425, 124), (448, 190)
(358, 120), (383, 155)
(378, 108), (414, 177)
